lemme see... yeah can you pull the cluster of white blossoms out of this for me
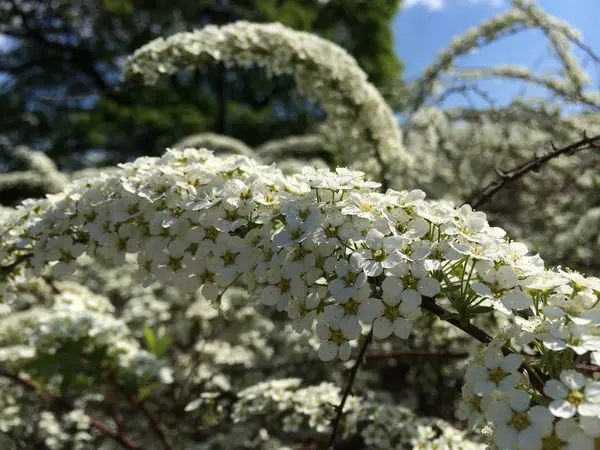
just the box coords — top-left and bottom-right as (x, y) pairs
(397, 1), (600, 277)
(213, 378), (485, 449)
(1, 147), (600, 448)
(0, 274), (174, 386)
(124, 21), (407, 187)
(460, 350), (600, 449)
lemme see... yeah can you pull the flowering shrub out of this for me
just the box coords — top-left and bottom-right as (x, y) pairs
(125, 21), (407, 189)
(2, 1), (600, 449)
(1, 146), (599, 449)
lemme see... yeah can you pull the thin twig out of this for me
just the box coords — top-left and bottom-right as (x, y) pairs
(83, 355), (173, 450)
(467, 132), (600, 208)
(0, 368), (142, 449)
(420, 297), (493, 344)
(420, 297), (548, 394)
(326, 329), (373, 450)
(126, 395), (173, 450)
(224, 349), (471, 376)
(576, 364), (600, 373)
(107, 391), (128, 437)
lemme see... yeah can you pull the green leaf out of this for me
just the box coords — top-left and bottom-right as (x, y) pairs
(144, 327), (172, 357)
(144, 326), (157, 354)
(154, 336), (173, 358)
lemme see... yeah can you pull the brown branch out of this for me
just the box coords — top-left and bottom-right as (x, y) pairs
(420, 297), (493, 344)
(467, 131), (600, 208)
(107, 391), (127, 437)
(223, 349), (471, 377)
(89, 358), (173, 450)
(326, 329), (373, 450)
(365, 349), (470, 360)
(576, 364), (600, 373)
(0, 367), (143, 449)
(0, 367), (53, 401)
(419, 297), (547, 394)
(126, 395), (173, 450)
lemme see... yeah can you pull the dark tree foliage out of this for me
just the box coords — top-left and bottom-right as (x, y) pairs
(0, 0), (402, 169)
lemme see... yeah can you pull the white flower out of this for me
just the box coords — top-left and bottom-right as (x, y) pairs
(545, 371), (600, 418)
(456, 385), (488, 428)
(464, 352), (522, 396)
(328, 253), (368, 302)
(487, 391), (553, 449)
(357, 229), (405, 277)
(341, 191), (388, 219)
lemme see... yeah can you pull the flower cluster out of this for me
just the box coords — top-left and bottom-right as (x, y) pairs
(0, 276), (173, 387)
(208, 378), (485, 449)
(1, 147), (600, 448)
(460, 347), (600, 449)
(124, 21), (407, 187)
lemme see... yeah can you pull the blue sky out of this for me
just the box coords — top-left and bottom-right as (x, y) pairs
(393, 0), (600, 106)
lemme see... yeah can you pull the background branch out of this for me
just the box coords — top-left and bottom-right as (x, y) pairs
(467, 132), (600, 208)
(327, 329), (373, 450)
(0, 368), (143, 450)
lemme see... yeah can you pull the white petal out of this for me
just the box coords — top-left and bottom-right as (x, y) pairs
(464, 364), (487, 384)
(483, 351), (503, 369)
(400, 289), (422, 308)
(578, 402), (600, 417)
(334, 260), (349, 278)
(382, 251), (403, 269)
(543, 337), (567, 352)
(323, 305), (345, 326)
(305, 292), (321, 309)
(338, 341), (351, 361)
(392, 318), (412, 339)
(474, 380), (495, 396)
(510, 389), (531, 412)
(381, 276), (404, 297)
(349, 252), (364, 271)
(517, 428), (541, 448)
(339, 315), (361, 340)
(362, 260), (382, 277)
(417, 277), (441, 297)
(549, 399), (577, 418)
(502, 291), (532, 310)
(357, 299), (384, 322)
(544, 380), (568, 400)
(580, 417), (600, 438)
(501, 353), (523, 373)
(290, 277), (307, 298)
(567, 432), (595, 450)
(365, 229), (384, 250)
(315, 322), (331, 340)
(497, 266), (518, 289)
(318, 341), (338, 362)
(373, 317), (393, 339)
(472, 282), (493, 297)
(554, 418), (580, 441)
(384, 235), (407, 252)
(486, 401), (511, 423)
(560, 370), (587, 391)
(528, 405), (553, 435)
(498, 374), (518, 392)
(584, 381), (600, 403)
(494, 424), (517, 449)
